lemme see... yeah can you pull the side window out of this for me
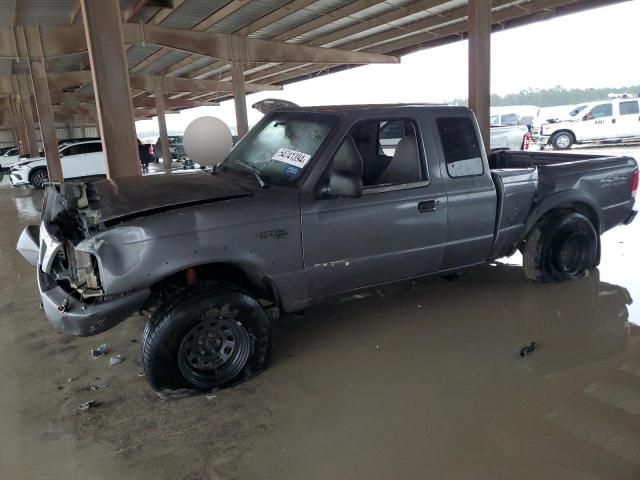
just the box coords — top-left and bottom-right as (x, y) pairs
(377, 120), (406, 156)
(620, 101), (639, 116)
(590, 103), (613, 119)
(501, 114), (519, 126)
(437, 117), (483, 178)
(63, 144), (87, 156)
(86, 142), (103, 153)
(333, 118), (424, 188)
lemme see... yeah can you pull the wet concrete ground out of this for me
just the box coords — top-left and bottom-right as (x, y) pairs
(0, 146), (639, 479)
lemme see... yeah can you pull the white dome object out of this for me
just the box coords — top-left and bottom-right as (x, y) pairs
(183, 116), (233, 166)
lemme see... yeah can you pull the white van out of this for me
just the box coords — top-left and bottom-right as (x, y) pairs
(534, 96), (640, 149)
(10, 140), (105, 188)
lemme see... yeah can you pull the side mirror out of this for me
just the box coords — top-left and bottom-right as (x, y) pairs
(582, 113), (592, 121)
(326, 170), (363, 198)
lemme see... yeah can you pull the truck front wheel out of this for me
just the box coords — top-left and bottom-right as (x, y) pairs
(551, 132), (574, 150)
(142, 283), (271, 391)
(523, 212), (598, 283)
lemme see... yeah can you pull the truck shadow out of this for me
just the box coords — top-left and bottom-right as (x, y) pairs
(273, 264), (634, 377)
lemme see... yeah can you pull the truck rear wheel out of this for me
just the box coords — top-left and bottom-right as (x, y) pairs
(551, 131), (574, 150)
(523, 212), (598, 283)
(142, 283), (271, 391)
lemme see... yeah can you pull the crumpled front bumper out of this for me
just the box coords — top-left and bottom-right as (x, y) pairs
(37, 269), (149, 336)
(17, 225), (149, 337)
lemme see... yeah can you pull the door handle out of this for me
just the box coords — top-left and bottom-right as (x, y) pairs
(418, 200), (437, 213)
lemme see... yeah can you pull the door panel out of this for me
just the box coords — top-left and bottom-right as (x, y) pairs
(617, 100), (640, 138)
(435, 116), (497, 270)
(302, 187), (447, 297)
(577, 103), (616, 140)
(59, 144), (88, 178)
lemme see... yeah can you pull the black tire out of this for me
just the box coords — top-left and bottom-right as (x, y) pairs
(29, 167), (49, 189)
(523, 212), (598, 283)
(142, 283), (271, 391)
(551, 131), (574, 150)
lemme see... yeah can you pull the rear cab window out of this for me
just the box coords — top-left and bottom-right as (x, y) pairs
(436, 117), (484, 178)
(619, 100), (639, 115)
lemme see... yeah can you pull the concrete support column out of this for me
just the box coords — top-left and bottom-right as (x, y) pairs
(468, 0), (491, 153)
(9, 95), (28, 155)
(231, 60), (249, 139)
(7, 98), (20, 147)
(81, 0), (140, 178)
(29, 60), (63, 181)
(154, 76), (171, 171)
(16, 75), (40, 158)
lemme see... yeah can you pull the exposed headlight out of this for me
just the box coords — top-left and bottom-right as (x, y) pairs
(39, 222), (62, 273)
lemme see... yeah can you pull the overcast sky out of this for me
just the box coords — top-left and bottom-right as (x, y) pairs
(135, 0), (640, 137)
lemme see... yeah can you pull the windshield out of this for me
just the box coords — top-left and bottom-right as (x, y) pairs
(489, 115), (500, 126)
(221, 112), (336, 186)
(569, 105), (587, 116)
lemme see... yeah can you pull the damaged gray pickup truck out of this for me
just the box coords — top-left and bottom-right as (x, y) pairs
(17, 104), (638, 391)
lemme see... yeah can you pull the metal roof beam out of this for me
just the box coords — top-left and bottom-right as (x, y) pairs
(13, 71), (280, 95)
(123, 24), (399, 64)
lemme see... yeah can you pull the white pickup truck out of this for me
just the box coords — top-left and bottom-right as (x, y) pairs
(534, 95), (640, 150)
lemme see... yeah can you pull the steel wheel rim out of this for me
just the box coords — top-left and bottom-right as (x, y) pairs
(177, 305), (252, 384)
(553, 232), (587, 275)
(32, 170), (48, 188)
(556, 134), (570, 148)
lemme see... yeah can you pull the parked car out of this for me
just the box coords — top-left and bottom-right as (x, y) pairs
(17, 104), (638, 392)
(534, 95), (640, 149)
(10, 139), (105, 188)
(0, 146), (22, 170)
(154, 135), (186, 162)
(490, 124), (531, 151)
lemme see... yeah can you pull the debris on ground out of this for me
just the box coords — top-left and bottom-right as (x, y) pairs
(89, 383), (109, 391)
(67, 376), (78, 383)
(109, 355), (124, 366)
(519, 342), (538, 358)
(78, 400), (96, 411)
(417, 304), (422, 309)
(206, 394), (217, 400)
(91, 344), (109, 358)
(137, 372), (146, 378)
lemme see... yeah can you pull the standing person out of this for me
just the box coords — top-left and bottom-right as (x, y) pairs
(138, 139), (152, 174)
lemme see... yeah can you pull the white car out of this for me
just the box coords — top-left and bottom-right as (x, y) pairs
(10, 140), (105, 189)
(0, 147), (22, 170)
(534, 95), (640, 149)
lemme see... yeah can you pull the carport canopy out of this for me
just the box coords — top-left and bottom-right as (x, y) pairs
(0, 0), (627, 179)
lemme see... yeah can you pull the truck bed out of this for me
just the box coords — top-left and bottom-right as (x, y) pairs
(489, 150), (637, 243)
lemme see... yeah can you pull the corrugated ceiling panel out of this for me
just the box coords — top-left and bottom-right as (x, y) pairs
(127, 45), (161, 68)
(291, 0), (416, 43)
(160, 0), (230, 29)
(15, 0), (76, 25)
(209, 0), (291, 33)
(252, 0), (347, 39)
(142, 50), (190, 74)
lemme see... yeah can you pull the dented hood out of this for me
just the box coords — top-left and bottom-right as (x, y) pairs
(81, 172), (252, 223)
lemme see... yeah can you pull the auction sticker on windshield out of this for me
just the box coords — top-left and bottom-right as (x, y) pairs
(272, 147), (312, 168)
